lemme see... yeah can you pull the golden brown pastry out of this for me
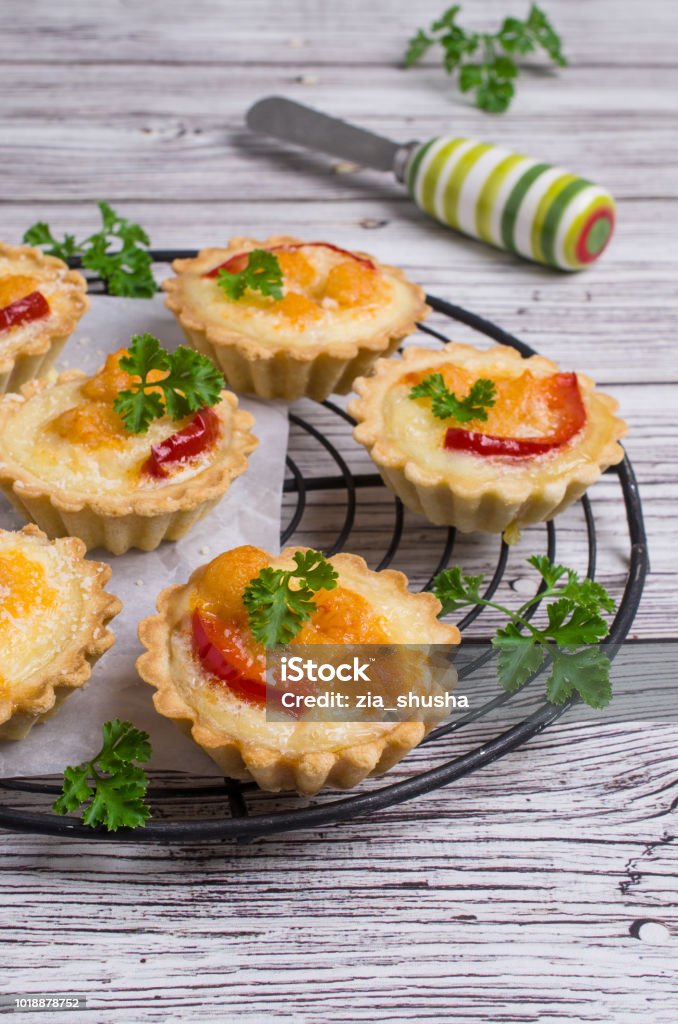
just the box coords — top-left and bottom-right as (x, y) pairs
(137, 545), (459, 794)
(0, 525), (121, 740)
(0, 242), (89, 394)
(0, 347), (257, 554)
(349, 342), (627, 537)
(164, 236), (428, 400)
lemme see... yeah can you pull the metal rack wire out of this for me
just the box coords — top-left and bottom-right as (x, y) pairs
(0, 255), (648, 842)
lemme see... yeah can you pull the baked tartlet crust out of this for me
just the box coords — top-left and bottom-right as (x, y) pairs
(0, 525), (122, 740)
(137, 548), (460, 795)
(349, 343), (627, 535)
(0, 372), (258, 554)
(0, 243), (89, 394)
(163, 236), (429, 401)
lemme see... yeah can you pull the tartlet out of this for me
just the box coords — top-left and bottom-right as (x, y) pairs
(0, 525), (121, 741)
(349, 343), (627, 536)
(163, 236), (429, 401)
(0, 242), (89, 395)
(137, 545), (459, 794)
(0, 348), (258, 555)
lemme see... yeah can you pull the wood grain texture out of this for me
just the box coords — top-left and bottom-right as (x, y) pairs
(0, 0), (675, 66)
(0, 1), (677, 1021)
(1, 63), (676, 200)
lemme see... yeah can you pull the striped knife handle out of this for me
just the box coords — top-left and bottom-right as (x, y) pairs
(405, 137), (615, 271)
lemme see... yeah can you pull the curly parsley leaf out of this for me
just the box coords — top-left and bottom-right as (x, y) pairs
(55, 764), (94, 813)
(159, 346), (228, 422)
(113, 333), (225, 433)
(290, 549), (340, 591)
(527, 554), (572, 589)
(547, 647), (612, 708)
(410, 373), (496, 423)
(431, 565), (485, 613)
(23, 201), (156, 298)
(118, 331), (168, 379)
(98, 719), (151, 767)
(492, 626), (545, 691)
(23, 222), (80, 260)
(217, 249), (284, 302)
(431, 3), (463, 32)
(404, 28), (435, 66)
(433, 556), (617, 708)
(558, 576), (617, 616)
(522, 3), (567, 65)
(243, 550), (339, 647)
(79, 767), (150, 831)
(544, 601), (609, 646)
(114, 387), (165, 435)
(405, 4), (566, 113)
(529, 556), (617, 617)
(53, 719), (152, 832)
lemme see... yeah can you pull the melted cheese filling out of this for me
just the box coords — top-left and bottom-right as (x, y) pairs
(383, 361), (610, 484)
(180, 245), (415, 349)
(0, 532), (87, 693)
(0, 257), (77, 359)
(0, 380), (228, 495)
(167, 551), (438, 754)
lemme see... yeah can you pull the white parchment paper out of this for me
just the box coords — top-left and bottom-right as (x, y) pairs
(0, 294), (288, 777)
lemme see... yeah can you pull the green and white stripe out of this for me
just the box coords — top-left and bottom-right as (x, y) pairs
(406, 136), (615, 271)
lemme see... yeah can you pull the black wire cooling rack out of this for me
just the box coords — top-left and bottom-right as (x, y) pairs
(0, 251), (649, 843)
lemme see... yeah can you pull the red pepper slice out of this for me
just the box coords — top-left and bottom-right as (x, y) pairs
(142, 407), (221, 478)
(191, 609), (305, 716)
(0, 290), (50, 333)
(192, 609), (268, 706)
(204, 241), (374, 279)
(444, 373), (586, 458)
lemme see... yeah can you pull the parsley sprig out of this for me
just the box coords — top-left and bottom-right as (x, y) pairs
(405, 4), (567, 113)
(217, 249), (284, 301)
(410, 372), (496, 423)
(433, 555), (617, 708)
(113, 333), (225, 433)
(24, 202), (156, 298)
(243, 550), (339, 647)
(53, 720), (152, 831)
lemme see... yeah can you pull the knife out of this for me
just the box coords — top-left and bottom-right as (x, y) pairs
(246, 96), (615, 271)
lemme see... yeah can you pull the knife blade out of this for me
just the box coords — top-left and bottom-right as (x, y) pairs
(246, 96), (407, 174)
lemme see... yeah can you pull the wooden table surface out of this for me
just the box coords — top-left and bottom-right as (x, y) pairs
(1, 2), (677, 1021)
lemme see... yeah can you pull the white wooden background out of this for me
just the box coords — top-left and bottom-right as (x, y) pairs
(1, 1), (677, 1021)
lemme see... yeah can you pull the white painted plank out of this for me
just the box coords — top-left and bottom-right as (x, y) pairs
(0, 0), (675, 66)
(1, 63), (676, 200)
(1, 724), (676, 1020)
(3, 63), (676, 119)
